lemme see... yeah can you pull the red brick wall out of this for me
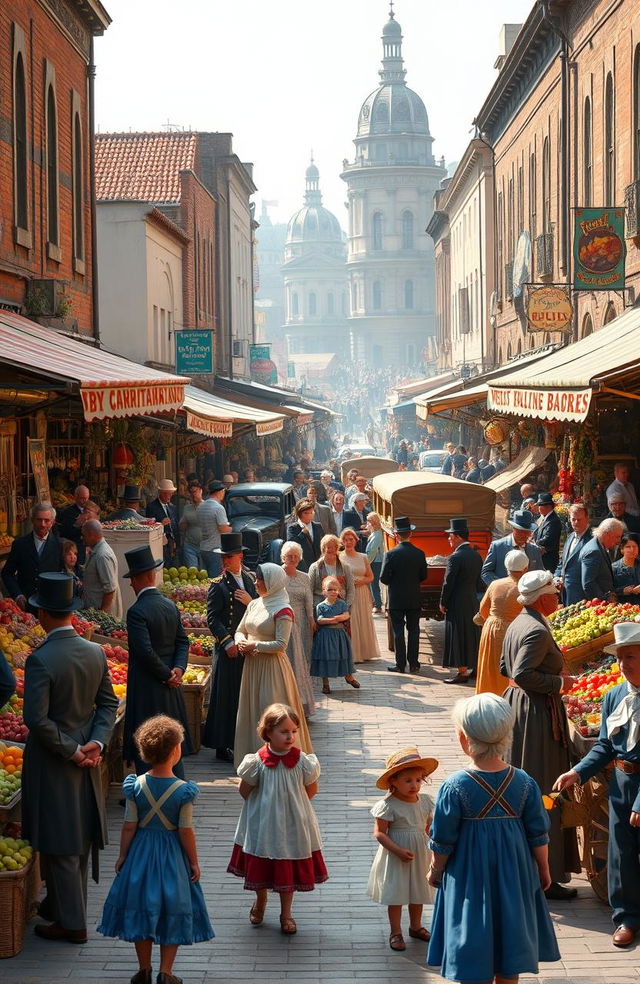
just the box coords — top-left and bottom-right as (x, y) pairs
(0, 1), (95, 334)
(179, 169), (217, 340)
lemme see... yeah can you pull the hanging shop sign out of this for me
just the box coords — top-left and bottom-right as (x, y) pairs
(255, 418), (283, 436)
(175, 330), (214, 374)
(185, 411), (233, 439)
(573, 208), (626, 290)
(28, 438), (50, 503)
(80, 383), (185, 422)
(250, 344), (278, 386)
(526, 285), (573, 333)
(487, 385), (592, 423)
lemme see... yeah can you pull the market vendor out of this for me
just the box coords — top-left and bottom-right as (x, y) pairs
(105, 484), (146, 523)
(56, 485), (90, 561)
(1, 502), (63, 612)
(612, 533), (640, 600)
(580, 518), (624, 602)
(81, 520), (123, 617)
(607, 492), (640, 536)
(554, 622), (640, 947)
(606, 462), (640, 517)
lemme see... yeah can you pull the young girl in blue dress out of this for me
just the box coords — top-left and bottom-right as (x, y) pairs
(310, 576), (359, 695)
(427, 693), (560, 984)
(98, 715), (213, 984)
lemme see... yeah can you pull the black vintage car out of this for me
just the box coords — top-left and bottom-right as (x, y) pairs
(224, 483), (296, 569)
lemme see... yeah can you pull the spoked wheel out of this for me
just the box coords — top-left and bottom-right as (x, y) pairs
(574, 774), (609, 903)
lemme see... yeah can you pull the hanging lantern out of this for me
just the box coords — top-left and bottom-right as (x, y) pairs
(483, 418), (509, 446)
(112, 443), (135, 467)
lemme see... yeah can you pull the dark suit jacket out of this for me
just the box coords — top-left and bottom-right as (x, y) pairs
(207, 569), (257, 647)
(581, 536), (615, 600)
(343, 506), (370, 532)
(146, 498), (179, 545)
(380, 540), (427, 610)
(56, 503), (83, 545)
(286, 521), (323, 573)
(554, 527), (593, 605)
(441, 542), (484, 609)
(124, 588), (191, 760)
(0, 650), (16, 709)
(465, 468), (482, 483)
(22, 627), (118, 855)
(533, 510), (562, 573)
(1, 532), (63, 602)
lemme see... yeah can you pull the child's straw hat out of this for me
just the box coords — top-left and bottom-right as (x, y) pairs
(376, 747), (439, 790)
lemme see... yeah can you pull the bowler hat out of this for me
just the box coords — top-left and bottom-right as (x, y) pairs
(509, 509), (537, 532)
(29, 572), (83, 613)
(393, 516), (415, 533)
(214, 531), (249, 556)
(537, 492), (555, 507)
(122, 544), (163, 578)
(445, 517), (469, 537)
(208, 480), (226, 494)
(122, 484), (141, 502)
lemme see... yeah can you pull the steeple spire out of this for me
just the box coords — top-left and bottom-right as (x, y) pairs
(304, 156), (322, 207)
(380, 2), (406, 84)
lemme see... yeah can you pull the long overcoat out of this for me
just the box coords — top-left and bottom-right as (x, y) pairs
(440, 542), (483, 669)
(22, 627), (118, 855)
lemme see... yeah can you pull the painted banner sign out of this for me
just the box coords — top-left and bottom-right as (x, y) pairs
(176, 330), (214, 374)
(185, 411), (232, 439)
(255, 418), (283, 436)
(487, 385), (592, 423)
(573, 207), (626, 290)
(526, 285), (573, 333)
(80, 383), (185, 421)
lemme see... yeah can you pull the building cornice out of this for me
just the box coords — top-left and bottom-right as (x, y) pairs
(436, 139), (493, 215)
(145, 208), (191, 245)
(426, 210), (449, 242)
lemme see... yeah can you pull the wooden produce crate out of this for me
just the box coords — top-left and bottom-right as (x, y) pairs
(93, 633), (128, 650)
(182, 627), (211, 637)
(562, 632), (614, 671)
(0, 857), (36, 958)
(0, 790), (21, 823)
(182, 669), (211, 755)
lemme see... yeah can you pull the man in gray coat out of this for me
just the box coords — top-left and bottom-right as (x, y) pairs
(580, 518), (623, 602)
(481, 510), (544, 587)
(23, 573), (118, 943)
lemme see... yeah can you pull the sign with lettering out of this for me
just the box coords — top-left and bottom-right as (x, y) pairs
(573, 207), (626, 290)
(250, 344), (277, 386)
(487, 385), (592, 423)
(185, 411), (232, 439)
(255, 418), (283, 436)
(80, 383), (185, 421)
(526, 285), (573, 333)
(176, 330), (214, 374)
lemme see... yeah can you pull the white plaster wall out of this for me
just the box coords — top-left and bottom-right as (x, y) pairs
(145, 223), (183, 368)
(96, 202), (148, 364)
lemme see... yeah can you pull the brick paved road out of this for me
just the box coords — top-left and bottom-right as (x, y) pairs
(10, 617), (639, 983)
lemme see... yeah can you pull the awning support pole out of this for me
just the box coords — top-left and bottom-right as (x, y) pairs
(598, 386), (640, 403)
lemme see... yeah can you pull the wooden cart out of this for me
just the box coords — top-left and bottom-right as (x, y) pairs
(568, 721), (610, 903)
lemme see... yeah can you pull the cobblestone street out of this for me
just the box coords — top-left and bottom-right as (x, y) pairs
(10, 618), (636, 984)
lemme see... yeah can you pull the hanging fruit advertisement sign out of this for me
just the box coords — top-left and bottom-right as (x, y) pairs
(526, 285), (573, 334)
(573, 207), (626, 290)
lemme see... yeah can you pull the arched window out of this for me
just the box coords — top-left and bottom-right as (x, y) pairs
(603, 301), (616, 326)
(582, 313), (593, 338)
(291, 292), (299, 317)
(635, 49), (640, 181)
(327, 291), (334, 315)
(372, 211), (383, 251)
(402, 210), (414, 249)
(584, 97), (592, 205)
(46, 83), (59, 247)
(14, 52), (28, 234)
(542, 137), (551, 234)
(605, 73), (615, 204)
(372, 281), (382, 310)
(404, 280), (414, 309)
(309, 292), (317, 316)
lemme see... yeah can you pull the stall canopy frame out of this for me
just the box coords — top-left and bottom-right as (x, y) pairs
(182, 385), (286, 438)
(483, 447), (551, 494)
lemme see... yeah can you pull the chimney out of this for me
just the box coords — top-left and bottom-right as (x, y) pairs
(494, 23), (522, 70)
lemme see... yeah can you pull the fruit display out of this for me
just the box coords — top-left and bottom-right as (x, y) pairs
(0, 533), (14, 552)
(163, 566), (209, 585)
(0, 695), (23, 716)
(563, 654), (624, 736)
(188, 635), (214, 659)
(102, 519), (160, 530)
(0, 767), (21, 806)
(101, 644), (129, 664)
(83, 610), (128, 639)
(183, 665), (209, 685)
(0, 713), (27, 743)
(549, 599), (640, 652)
(180, 612), (208, 629)
(0, 625), (33, 664)
(176, 600), (207, 616)
(70, 613), (96, 637)
(0, 835), (33, 870)
(161, 583), (210, 602)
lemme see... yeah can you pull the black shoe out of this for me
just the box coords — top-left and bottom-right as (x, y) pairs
(409, 664), (420, 673)
(545, 882), (578, 901)
(216, 748), (234, 763)
(388, 666), (405, 673)
(131, 970), (152, 984)
(444, 673), (470, 684)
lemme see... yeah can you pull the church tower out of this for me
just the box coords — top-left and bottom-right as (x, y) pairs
(341, 3), (445, 368)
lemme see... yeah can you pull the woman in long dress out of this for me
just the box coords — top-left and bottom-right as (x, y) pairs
(234, 564), (312, 767)
(339, 527), (380, 663)
(475, 549), (528, 696)
(309, 534), (355, 609)
(281, 540), (315, 717)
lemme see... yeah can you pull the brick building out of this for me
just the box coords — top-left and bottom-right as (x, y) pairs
(0, 0), (110, 336)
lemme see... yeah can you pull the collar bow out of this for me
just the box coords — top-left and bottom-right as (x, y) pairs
(259, 745), (301, 769)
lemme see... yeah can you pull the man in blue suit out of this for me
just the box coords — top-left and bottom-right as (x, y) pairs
(533, 492), (563, 573)
(580, 519), (623, 602)
(481, 510), (544, 587)
(146, 479), (179, 565)
(554, 503), (593, 605)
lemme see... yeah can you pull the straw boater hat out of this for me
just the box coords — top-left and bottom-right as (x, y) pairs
(376, 747), (439, 790)
(604, 622), (640, 655)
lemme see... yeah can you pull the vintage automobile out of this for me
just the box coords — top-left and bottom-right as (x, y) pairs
(224, 482), (295, 569)
(340, 455), (398, 486)
(371, 472), (496, 634)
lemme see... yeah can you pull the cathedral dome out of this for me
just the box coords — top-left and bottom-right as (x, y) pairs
(358, 84), (429, 136)
(286, 160), (343, 247)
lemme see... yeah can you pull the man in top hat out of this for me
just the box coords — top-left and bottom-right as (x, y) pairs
(532, 493), (562, 573)
(380, 516), (427, 674)
(22, 573), (118, 944)
(122, 545), (192, 777)
(106, 484), (146, 523)
(481, 510), (544, 587)
(439, 519), (484, 684)
(202, 532), (257, 762)
(554, 502), (593, 605)
(554, 621), (640, 948)
(146, 478), (180, 564)
(198, 480), (232, 578)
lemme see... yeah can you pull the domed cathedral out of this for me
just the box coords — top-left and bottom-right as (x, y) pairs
(282, 160), (348, 357)
(341, 3), (446, 368)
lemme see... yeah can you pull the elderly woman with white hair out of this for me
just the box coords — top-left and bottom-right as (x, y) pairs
(281, 540), (315, 716)
(475, 549), (529, 697)
(500, 569), (581, 901)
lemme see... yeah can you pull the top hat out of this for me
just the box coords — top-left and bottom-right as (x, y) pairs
(376, 747), (439, 790)
(214, 532), (248, 556)
(445, 517), (469, 537)
(122, 545), (163, 579)
(208, 480), (226, 494)
(509, 509), (537, 532)
(122, 484), (141, 502)
(537, 492), (555, 507)
(393, 516), (415, 534)
(158, 478), (177, 493)
(604, 621), (640, 655)
(29, 572), (83, 613)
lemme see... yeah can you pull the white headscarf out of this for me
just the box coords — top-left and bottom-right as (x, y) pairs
(256, 563), (292, 618)
(606, 680), (640, 751)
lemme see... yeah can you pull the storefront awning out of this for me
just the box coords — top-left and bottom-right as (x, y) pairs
(216, 376), (335, 416)
(484, 446), (551, 494)
(487, 306), (640, 422)
(0, 311), (188, 421)
(182, 385), (285, 438)
(388, 371), (458, 406)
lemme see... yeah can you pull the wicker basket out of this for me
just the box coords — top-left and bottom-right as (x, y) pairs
(182, 670), (211, 755)
(0, 857), (35, 958)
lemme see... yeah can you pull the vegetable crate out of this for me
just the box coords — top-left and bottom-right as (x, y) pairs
(0, 856), (37, 958)
(562, 633), (614, 671)
(182, 670), (211, 755)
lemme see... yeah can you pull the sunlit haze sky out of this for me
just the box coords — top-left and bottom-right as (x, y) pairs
(95, 0), (533, 229)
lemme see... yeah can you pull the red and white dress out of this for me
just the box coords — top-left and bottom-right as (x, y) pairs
(228, 744), (328, 893)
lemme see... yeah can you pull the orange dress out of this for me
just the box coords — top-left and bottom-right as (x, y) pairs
(475, 577), (523, 696)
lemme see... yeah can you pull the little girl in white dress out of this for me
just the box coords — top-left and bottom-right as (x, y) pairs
(367, 747), (438, 953)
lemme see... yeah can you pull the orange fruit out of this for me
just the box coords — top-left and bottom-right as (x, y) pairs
(5, 765), (15, 774)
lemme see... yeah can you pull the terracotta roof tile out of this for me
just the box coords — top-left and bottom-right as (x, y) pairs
(95, 132), (198, 203)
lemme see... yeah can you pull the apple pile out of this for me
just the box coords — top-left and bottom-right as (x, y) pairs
(549, 599), (640, 652)
(0, 712), (28, 743)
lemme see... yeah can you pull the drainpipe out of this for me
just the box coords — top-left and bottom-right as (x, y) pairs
(88, 36), (100, 345)
(226, 172), (234, 379)
(474, 129), (497, 367)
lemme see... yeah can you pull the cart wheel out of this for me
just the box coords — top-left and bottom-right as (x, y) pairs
(574, 776), (609, 903)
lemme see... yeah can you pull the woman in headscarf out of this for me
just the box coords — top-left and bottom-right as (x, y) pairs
(475, 549), (529, 696)
(233, 563), (312, 767)
(500, 569), (581, 901)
